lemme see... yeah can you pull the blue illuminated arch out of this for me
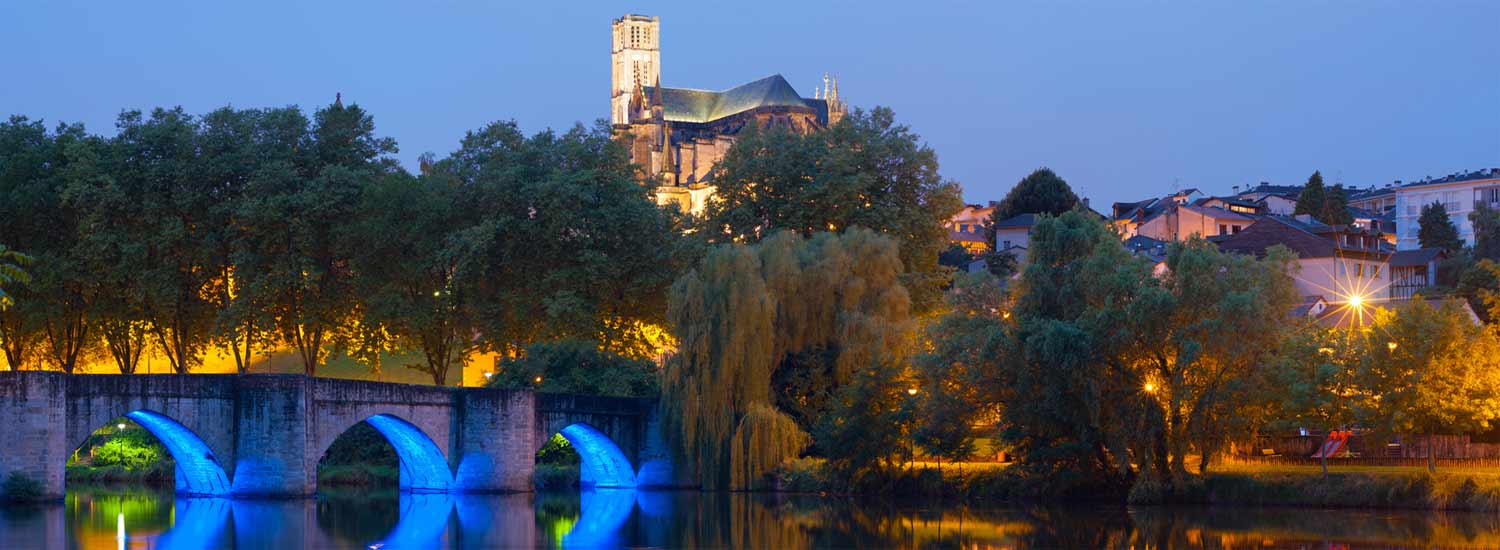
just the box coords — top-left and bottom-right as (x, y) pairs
(155, 497), (232, 550)
(121, 410), (231, 496)
(363, 414), (454, 492)
(558, 423), (636, 488)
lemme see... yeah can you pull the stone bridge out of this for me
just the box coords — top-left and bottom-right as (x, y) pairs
(0, 372), (675, 499)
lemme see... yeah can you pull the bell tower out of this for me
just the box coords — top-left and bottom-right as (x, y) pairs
(611, 14), (660, 126)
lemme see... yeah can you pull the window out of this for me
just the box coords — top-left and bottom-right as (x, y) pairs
(1002, 240), (1011, 249)
(1218, 224), (1228, 235)
(1232, 225), (1242, 234)
(1355, 263), (1364, 278)
(1371, 265), (1381, 278)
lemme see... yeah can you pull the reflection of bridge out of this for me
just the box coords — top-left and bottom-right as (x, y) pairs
(0, 372), (675, 498)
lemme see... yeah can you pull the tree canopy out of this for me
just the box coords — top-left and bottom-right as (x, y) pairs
(696, 107), (963, 312)
(1294, 171), (1326, 219)
(662, 228), (915, 489)
(991, 168), (1079, 222)
(1419, 201), (1464, 253)
(486, 339), (658, 397)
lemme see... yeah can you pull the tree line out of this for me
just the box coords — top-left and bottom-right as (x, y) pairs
(0, 101), (681, 382)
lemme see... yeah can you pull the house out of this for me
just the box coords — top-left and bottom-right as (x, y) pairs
(1216, 216), (1394, 302)
(1112, 189), (1228, 239)
(1197, 196), (1265, 216)
(1388, 248), (1446, 301)
(1134, 203), (1257, 242)
(946, 203), (996, 254)
(1392, 168), (1500, 250)
(993, 213), (1036, 265)
(1235, 182), (1302, 215)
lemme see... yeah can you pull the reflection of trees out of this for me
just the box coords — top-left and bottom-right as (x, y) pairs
(1129, 506), (1500, 549)
(669, 493), (813, 549)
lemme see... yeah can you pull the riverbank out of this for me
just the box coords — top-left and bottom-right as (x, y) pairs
(769, 458), (1500, 512)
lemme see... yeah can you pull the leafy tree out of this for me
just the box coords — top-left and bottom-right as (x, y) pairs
(1419, 201), (1464, 253)
(663, 229), (913, 489)
(1294, 171), (1326, 219)
(24, 122), (103, 373)
(812, 359), (909, 480)
(913, 272), (1008, 467)
(0, 245), (30, 312)
(1459, 259), (1500, 322)
(1470, 202), (1500, 261)
(0, 116), (56, 371)
(937, 244), (976, 270)
(343, 170), (475, 385)
(1264, 325), (1362, 474)
(992, 168), (1079, 222)
(1357, 299), (1500, 472)
(486, 339), (658, 397)
(698, 107), (964, 313)
(1322, 184), (1353, 225)
(236, 99), (395, 375)
(439, 121), (680, 359)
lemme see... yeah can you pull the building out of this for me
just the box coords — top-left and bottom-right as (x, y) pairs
(993, 213), (1036, 265)
(1216, 215), (1394, 302)
(611, 14), (847, 215)
(1110, 188), (1205, 237)
(1234, 182), (1302, 215)
(1130, 202), (1256, 242)
(946, 203), (995, 254)
(1392, 169), (1500, 250)
(1348, 184), (1398, 214)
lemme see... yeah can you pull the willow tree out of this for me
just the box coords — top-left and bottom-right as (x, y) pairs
(663, 228), (915, 489)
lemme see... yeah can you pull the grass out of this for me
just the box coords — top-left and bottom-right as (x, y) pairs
(1130, 459), (1500, 511)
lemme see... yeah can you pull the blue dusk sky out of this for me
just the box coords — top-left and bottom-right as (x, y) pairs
(2, 1), (1496, 206)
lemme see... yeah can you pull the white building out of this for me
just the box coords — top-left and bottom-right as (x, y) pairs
(1393, 169), (1500, 250)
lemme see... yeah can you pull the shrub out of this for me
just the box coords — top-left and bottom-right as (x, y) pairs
(534, 464), (580, 490)
(91, 436), (163, 470)
(1, 472), (46, 502)
(536, 434), (580, 466)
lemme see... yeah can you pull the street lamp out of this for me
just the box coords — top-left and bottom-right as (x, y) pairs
(907, 387), (919, 396)
(1388, 341), (1399, 352)
(1143, 382), (1157, 393)
(116, 423), (126, 431)
(533, 375), (543, 384)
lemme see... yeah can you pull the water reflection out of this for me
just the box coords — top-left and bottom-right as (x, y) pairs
(8, 487), (1500, 548)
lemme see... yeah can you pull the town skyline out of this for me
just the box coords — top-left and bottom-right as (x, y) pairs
(2, 1), (1495, 207)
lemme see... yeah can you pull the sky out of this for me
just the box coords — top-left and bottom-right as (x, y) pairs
(2, 1), (1496, 207)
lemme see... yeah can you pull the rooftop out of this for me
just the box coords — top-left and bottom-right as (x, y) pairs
(646, 74), (825, 124)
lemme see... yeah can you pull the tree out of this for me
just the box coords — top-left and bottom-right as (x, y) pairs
(1470, 202), (1500, 261)
(1419, 201), (1464, 253)
(983, 207), (1298, 490)
(438, 120), (680, 359)
(486, 339), (658, 397)
(0, 116), (57, 371)
(0, 246), (31, 311)
(236, 99), (395, 375)
(992, 168), (1079, 222)
(913, 272), (1008, 467)
(343, 170), (475, 385)
(1294, 171), (1326, 219)
(697, 107), (964, 313)
(662, 229), (914, 489)
(1357, 299), (1500, 472)
(1264, 325), (1361, 474)
(1322, 184), (1353, 225)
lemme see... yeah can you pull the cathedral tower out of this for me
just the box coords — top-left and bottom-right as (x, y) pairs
(611, 15), (660, 126)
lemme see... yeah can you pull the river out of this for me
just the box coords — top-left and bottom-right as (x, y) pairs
(4, 487), (1500, 548)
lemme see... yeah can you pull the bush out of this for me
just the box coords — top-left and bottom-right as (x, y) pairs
(91, 436), (163, 470)
(318, 463), (399, 488)
(534, 464), (580, 490)
(536, 434), (580, 466)
(486, 339), (659, 397)
(1, 472), (46, 502)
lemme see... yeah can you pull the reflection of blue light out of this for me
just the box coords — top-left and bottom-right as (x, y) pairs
(559, 424), (635, 488)
(155, 498), (232, 550)
(375, 492), (455, 549)
(123, 410), (231, 496)
(365, 414), (454, 492)
(562, 488), (636, 549)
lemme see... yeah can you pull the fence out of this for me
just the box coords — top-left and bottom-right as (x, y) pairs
(1248, 433), (1500, 461)
(1231, 455), (1500, 468)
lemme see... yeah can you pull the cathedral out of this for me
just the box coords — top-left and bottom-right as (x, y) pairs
(611, 14), (847, 214)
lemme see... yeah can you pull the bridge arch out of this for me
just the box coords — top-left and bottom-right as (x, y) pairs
(319, 414), (453, 493)
(555, 423), (636, 488)
(71, 410), (232, 496)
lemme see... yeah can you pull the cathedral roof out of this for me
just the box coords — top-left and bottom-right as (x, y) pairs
(646, 74), (824, 124)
